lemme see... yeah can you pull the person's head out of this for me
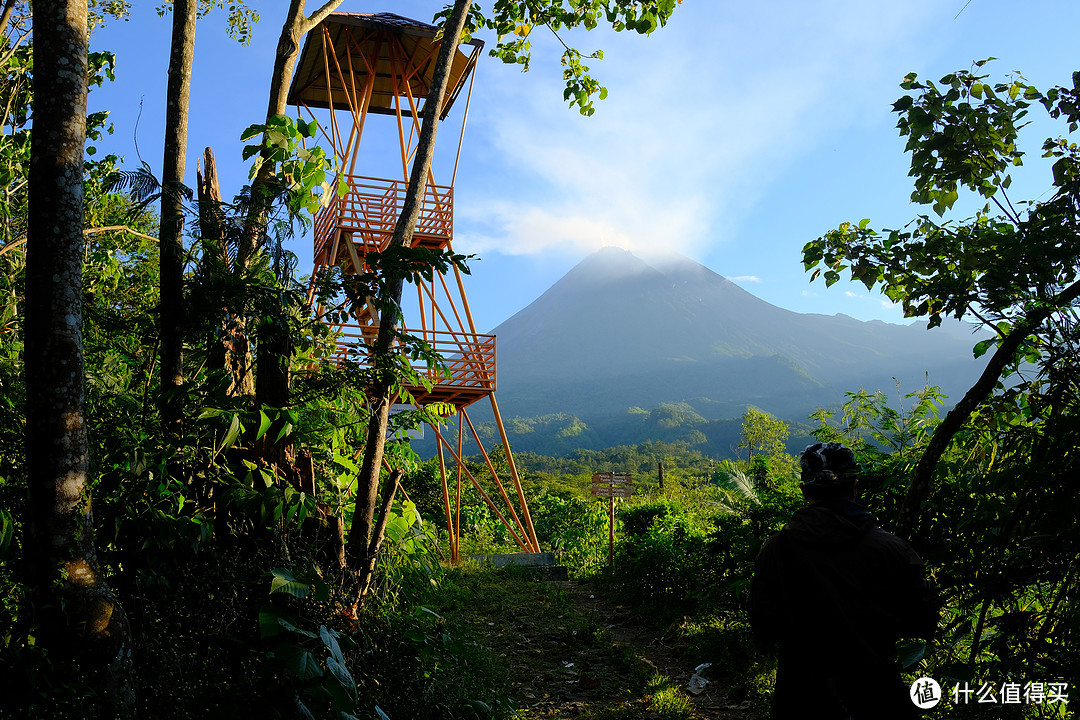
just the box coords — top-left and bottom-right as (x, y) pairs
(799, 442), (859, 502)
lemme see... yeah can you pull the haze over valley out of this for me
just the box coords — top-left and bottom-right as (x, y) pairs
(451, 247), (988, 456)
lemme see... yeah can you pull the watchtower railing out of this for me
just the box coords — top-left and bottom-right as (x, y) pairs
(314, 175), (454, 267)
(330, 324), (495, 407)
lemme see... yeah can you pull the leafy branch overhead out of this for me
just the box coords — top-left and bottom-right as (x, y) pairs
(802, 61), (1080, 538)
(437, 0), (682, 115)
(155, 0), (260, 45)
(804, 62), (1080, 334)
(241, 114), (347, 217)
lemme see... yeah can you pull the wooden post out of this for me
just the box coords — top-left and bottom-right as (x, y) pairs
(658, 460), (665, 490)
(609, 495), (615, 567)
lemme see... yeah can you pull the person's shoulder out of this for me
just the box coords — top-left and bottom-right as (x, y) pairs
(864, 526), (922, 559)
(755, 527), (788, 558)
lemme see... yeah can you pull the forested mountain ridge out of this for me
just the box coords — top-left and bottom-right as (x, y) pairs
(465, 247), (987, 455)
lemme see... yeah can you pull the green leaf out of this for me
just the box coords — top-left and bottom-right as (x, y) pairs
(325, 655), (357, 708)
(273, 642), (323, 680)
(897, 639), (927, 670)
(294, 697), (317, 720)
(270, 567), (311, 598)
(413, 606), (442, 621)
(973, 338), (996, 358)
(0, 507), (12, 557)
(320, 624), (346, 666)
(259, 604), (291, 639)
(403, 627), (427, 643)
(256, 410), (272, 441)
(240, 124), (264, 142)
(214, 413), (242, 460)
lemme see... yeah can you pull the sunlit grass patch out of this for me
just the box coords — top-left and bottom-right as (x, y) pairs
(673, 611), (775, 712)
(645, 673), (695, 719)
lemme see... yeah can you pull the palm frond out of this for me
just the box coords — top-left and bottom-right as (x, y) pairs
(106, 160), (161, 203)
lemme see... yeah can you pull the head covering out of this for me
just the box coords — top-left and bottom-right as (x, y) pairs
(799, 442), (859, 487)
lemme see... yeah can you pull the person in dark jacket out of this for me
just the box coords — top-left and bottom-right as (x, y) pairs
(750, 442), (936, 720)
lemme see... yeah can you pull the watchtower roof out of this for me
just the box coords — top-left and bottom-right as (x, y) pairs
(286, 11), (483, 120)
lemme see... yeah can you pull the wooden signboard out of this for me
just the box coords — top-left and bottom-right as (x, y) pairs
(591, 484), (634, 498)
(591, 472), (632, 565)
(592, 471), (633, 485)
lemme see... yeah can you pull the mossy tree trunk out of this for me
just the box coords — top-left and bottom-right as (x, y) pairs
(24, 0), (136, 714)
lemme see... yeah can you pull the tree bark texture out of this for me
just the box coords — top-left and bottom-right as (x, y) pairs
(358, 468), (403, 595)
(895, 278), (1080, 540)
(197, 147), (254, 398)
(196, 146), (226, 267)
(25, 0), (135, 713)
(345, 0), (474, 575)
(237, 0), (346, 268)
(160, 0), (197, 435)
(239, 0), (346, 431)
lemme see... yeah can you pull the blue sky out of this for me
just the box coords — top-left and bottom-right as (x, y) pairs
(90, 0), (1080, 333)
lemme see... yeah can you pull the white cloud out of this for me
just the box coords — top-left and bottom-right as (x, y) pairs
(731, 275), (762, 283)
(459, 0), (940, 259)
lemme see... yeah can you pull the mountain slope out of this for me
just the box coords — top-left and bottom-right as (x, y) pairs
(433, 247), (986, 456)
(489, 247), (981, 421)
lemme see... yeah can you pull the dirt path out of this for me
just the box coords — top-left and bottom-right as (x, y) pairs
(558, 580), (759, 720)
(475, 573), (762, 719)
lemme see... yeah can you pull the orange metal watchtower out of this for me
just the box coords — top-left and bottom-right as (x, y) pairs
(288, 12), (539, 561)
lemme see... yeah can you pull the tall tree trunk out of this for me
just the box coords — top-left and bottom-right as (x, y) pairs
(241, 0), (346, 461)
(345, 0), (474, 577)
(25, 0), (135, 714)
(225, 1), (343, 433)
(160, 0), (197, 436)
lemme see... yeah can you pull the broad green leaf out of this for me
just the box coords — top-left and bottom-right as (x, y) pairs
(897, 639), (927, 670)
(259, 604), (293, 639)
(320, 624), (346, 666)
(273, 642), (323, 681)
(402, 627), (427, 643)
(239, 124), (263, 142)
(256, 409), (272, 440)
(325, 655), (357, 707)
(973, 338), (996, 358)
(293, 697), (316, 720)
(270, 567), (311, 598)
(0, 507), (12, 557)
(214, 413), (242, 460)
